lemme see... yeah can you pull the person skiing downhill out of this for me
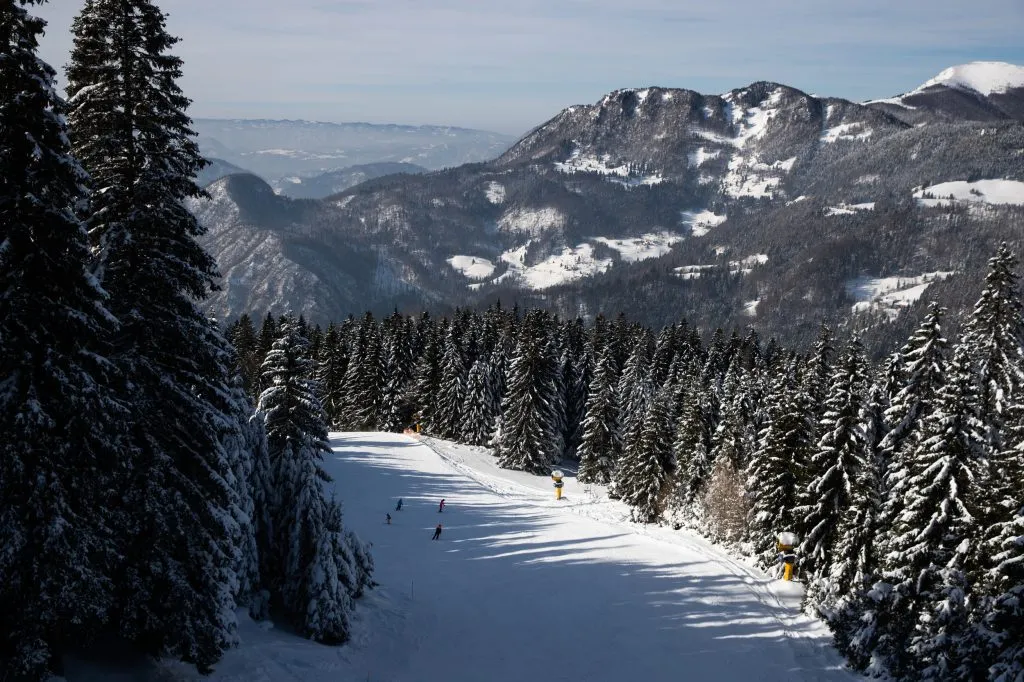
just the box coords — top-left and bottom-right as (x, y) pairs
(386, 513), (391, 525)
(438, 499), (445, 513)
(432, 523), (442, 540)
(395, 498), (403, 511)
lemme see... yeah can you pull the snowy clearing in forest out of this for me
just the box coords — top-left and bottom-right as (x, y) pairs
(484, 181), (506, 204)
(70, 432), (855, 682)
(913, 179), (1024, 207)
(592, 232), (684, 262)
(847, 271), (956, 320)
(680, 209), (727, 237)
(447, 255), (496, 280)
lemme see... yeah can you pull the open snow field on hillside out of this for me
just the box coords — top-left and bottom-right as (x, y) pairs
(65, 432), (854, 682)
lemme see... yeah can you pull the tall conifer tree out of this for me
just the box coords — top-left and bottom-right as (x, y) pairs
(66, 0), (242, 670)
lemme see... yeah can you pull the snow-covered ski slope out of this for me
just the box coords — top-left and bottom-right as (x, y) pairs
(75, 431), (854, 681)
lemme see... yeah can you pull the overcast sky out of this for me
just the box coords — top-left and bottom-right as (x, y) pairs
(34, 0), (1024, 136)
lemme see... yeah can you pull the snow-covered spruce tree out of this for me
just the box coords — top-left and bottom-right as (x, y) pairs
(875, 346), (987, 680)
(378, 314), (415, 432)
(494, 310), (561, 474)
(0, 3), (127, 677)
(559, 318), (590, 459)
(66, 0), (242, 670)
(878, 303), (949, 528)
(803, 324), (835, 434)
(798, 338), (870, 612)
(461, 354), (499, 445)
(983, 504), (1024, 681)
(745, 366), (814, 568)
(616, 329), (654, 453)
(576, 348), (622, 484)
(963, 244), (1024, 452)
(315, 322), (350, 429)
(710, 360), (755, 472)
(433, 326), (468, 440)
(667, 376), (717, 527)
(408, 320), (442, 432)
(337, 313), (383, 431)
(256, 317), (370, 643)
(615, 387), (675, 522)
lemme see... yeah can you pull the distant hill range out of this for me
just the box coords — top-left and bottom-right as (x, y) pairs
(190, 62), (1024, 352)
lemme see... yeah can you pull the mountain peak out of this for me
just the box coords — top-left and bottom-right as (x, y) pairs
(918, 61), (1024, 96)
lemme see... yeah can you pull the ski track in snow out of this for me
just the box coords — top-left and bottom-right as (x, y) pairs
(68, 432), (855, 682)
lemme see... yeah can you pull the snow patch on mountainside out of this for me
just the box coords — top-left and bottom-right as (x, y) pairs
(680, 210), (727, 237)
(919, 61), (1024, 96)
(493, 242), (613, 289)
(592, 232), (684, 262)
(675, 254), (768, 279)
(688, 147), (721, 167)
(447, 255), (496, 280)
(913, 179), (1024, 206)
(497, 207), (565, 236)
(485, 181), (506, 204)
(847, 271), (956, 320)
(554, 147), (662, 186)
(821, 123), (873, 143)
(825, 202), (875, 216)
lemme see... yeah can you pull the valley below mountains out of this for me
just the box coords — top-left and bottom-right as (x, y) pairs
(190, 61), (1024, 353)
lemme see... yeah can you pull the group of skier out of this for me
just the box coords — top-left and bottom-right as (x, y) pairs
(386, 497), (446, 540)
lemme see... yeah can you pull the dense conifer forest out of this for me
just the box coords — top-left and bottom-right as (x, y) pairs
(0, 2), (371, 680)
(229, 245), (1024, 679)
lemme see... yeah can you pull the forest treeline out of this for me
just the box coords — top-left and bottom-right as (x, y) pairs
(231, 245), (1024, 680)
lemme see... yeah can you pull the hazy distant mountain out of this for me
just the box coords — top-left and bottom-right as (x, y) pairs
(192, 63), (1024, 352)
(197, 157), (254, 188)
(274, 162), (427, 199)
(192, 118), (514, 183)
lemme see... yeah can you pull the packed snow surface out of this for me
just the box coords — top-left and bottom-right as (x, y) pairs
(447, 255), (496, 280)
(102, 432), (853, 682)
(67, 432), (857, 680)
(847, 271), (956, 320)
(919, 61), (1024, 96)
(913, 179), (1024, 206)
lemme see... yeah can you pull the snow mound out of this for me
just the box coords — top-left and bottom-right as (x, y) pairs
(919, 61), (1024, 96)
(447, 255), (496, 280)
(913, 179), (1024, 206)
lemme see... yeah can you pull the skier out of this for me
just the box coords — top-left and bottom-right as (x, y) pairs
(438, 499), (445, 513)
(432, 523), (442, 540)
(386, 513), (392, 525)
(395, 498), (403, 511)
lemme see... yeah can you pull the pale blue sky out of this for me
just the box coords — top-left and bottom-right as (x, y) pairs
(34, 0), (1024, 135)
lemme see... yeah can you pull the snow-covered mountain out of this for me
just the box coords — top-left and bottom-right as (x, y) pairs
(866, 61), (1024, 124)
(193, 65), (1024, 349)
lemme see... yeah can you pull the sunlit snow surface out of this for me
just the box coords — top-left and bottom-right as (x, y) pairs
(913, 179), (1024, 207)
(847, 271), (956, 320)
(67, 432), (857, 681)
